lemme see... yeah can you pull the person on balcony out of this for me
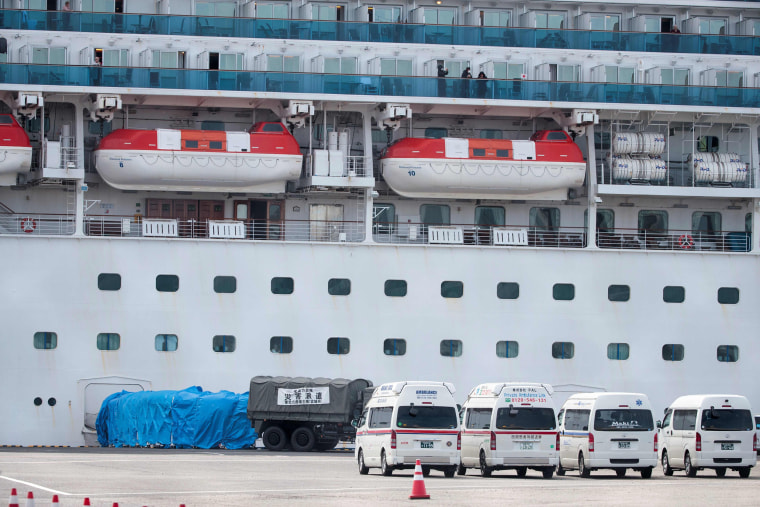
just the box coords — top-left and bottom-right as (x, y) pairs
(437, 64), (448, 96)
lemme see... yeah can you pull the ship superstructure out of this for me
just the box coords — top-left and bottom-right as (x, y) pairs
(1, 0), (759, 446)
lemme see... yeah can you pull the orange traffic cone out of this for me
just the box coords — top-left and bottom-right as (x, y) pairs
(8, 488), (19, 507)
(409, 459), (430, 500)
(24, 492), (34, 507)
(50, 496), (59, 507)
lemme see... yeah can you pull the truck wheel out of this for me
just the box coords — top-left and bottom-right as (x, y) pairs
(290, 426), (316, 452)
(262, 426), (287, 451)
(380, 450), (393, 476)
(357, 450), (369, 475)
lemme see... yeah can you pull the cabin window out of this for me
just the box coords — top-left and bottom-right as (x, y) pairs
(663, 286), (685, 303)
(607, 342), (629, 360)
(717, 345), (739, 363)
(608, 285), (630, 302)
(212, 335), (236, 353)
(441, 281), (463, 298)
(552, 341), (574, 359)
(717, 287), (739, 304)
(746, 213), (752, 233)
(529, 207), (560, 231)
(33, 332), (57, 350)
(379, 58), (413, 76)
(214, 276), (236, 293)
(156, 275), (179, 292)
(267, 55), (300, 72)
(496, 149), (509, 157)
(496, 340), (519, 358)
(373, 203), (395, 234)
(535, 12), (565, 29)
(480, 129), (503, 139)
(328, 278), (351, 296)
(383, 339), (407, 356)
(662, 344), (684, 361)
(200, 121), (225, 131)
(691, 212), (721, 236)
(384, 279), (407, 297)
(327, 337), (350, 355)
(604, 66), (635, 84)
(472, 148), (486, 157)
(209, 141), (223, 150)
(424, 127), (448, 139)
(589, 13), (620, 31)
(546, 131), (568, 141)
(184, 140), (199, 149)
(497, 282), (519, 300)
(420, 204), (450, 226)
(262, 123), (285, 132)
(256, 2), (289, 19)
(324, 57), (358, 75)
(270, 336), (293, 354)
(697, 136), (719, 153)
(196, 1), (236, 17)
(440, 340), (463, 357)
(553, 283), (575, 301)
(96, 333), (120, 351)
(271, 277), (294, 294)
(155, 334), (178, 352)
(98, 273), (121, 291)
(475, 206), (505, 227)
(638, 210), (668, 238)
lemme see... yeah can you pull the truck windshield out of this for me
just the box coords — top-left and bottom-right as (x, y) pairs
(396, 406), (458, 429)
(701, 409), (753, 431)
(495, 407), (556, 430)
(594, 409), (654, 431)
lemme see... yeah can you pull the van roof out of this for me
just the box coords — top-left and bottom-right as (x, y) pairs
(467, 382), (554, 398)
(563, 392), (651, 408)
(667, 394), (752, 410)
(373, 381), (456, 397)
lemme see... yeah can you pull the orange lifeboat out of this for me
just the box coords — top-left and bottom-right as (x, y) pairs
(94, 122), (302, 192)
(380, 130), (586, 200)
(0, 114), (32, 186)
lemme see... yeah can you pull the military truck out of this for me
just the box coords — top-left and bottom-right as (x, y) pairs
(247, 376), (373, 451)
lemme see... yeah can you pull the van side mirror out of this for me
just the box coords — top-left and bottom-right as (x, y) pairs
(656, 420), (662, 429)
(351, 418), (359, 428)
(582, 426), (588, 431)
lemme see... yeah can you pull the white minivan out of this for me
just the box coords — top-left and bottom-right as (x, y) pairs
(557, 392), (657, 478)
(355, 381), (460, 477)
(459, 383), (558, 478)
(659, 395), (757, 478)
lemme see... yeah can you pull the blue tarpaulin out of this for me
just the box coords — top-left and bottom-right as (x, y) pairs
(96, 386), (257, 449)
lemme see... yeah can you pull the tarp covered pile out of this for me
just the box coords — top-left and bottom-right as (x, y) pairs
(96, 386), (257, 449)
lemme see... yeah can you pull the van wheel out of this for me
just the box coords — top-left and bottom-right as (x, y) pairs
(684, 453), (697, 478)
(479, 451), (492, 477)
(556, 463), (566, 476)
(661, 451), (673, 476)
(715, 468), (726, 478)
(579, 453), (590, 478)
(444, 467), (456, 478)
(357, 450), (369, 475)
(456, 463), (467, 476)
(640, 467), (653, 479)
(262, 426), (287, 452)
(380, 450), (393, 476)
(516, 467), (527, 477)
(615, 468), (626, 478)
(738, 467), (751, 478)
(290, 426), (316, 452)
(542, 467), (554, 479)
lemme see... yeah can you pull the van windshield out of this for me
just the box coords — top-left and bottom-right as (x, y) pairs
(701, 409), (753, 431)
(396, 406), (458, 429)
(495, 407), (556, 430)
(594, 410), (654, 431)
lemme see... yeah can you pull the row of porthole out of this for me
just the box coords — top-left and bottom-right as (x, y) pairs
(31, 333), (740, 362)
(97, 274), (742, 304)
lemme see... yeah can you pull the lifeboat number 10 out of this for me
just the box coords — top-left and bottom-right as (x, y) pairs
(407, 170), (416, 176)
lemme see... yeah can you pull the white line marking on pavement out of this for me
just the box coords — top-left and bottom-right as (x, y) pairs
(0, 475), (70, 495)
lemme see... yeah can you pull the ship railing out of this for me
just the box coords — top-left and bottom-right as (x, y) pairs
(373, 221), (588, 248)
(83, 215), (367, 243)
(596, 228), (751, 252)
(304, 154), (370, 178)
(0, 213), (75, 235)
(597, 159), (756, 189)
(3, 10), (759, 57)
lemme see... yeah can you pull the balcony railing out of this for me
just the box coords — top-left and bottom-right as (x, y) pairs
(2, 10), (758, 56)
(596, 228), (751, 252)
(1, 64), (757, 109)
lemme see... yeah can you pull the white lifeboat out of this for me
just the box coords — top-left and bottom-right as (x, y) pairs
(380, 130), (586, 200)
(0, 114), (32, 186)
(93, 122), (303, 192)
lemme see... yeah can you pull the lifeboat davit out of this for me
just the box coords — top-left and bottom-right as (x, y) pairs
(380, 130), (586, 200)
(0, 114), (32, 186)
(94, 122), (303, 192)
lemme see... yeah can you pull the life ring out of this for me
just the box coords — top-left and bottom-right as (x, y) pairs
(678, 234), (694, 250)
(20, 217), (37, 233)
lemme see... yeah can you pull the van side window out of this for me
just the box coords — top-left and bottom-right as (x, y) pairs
(564, 409), (591, 431)
(673, 409), (697, 431)
(466, 408), (492, 429)
(369, 406), (393, 429)
(662, 410), (672, 428)
(557, 410), (564, 427)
